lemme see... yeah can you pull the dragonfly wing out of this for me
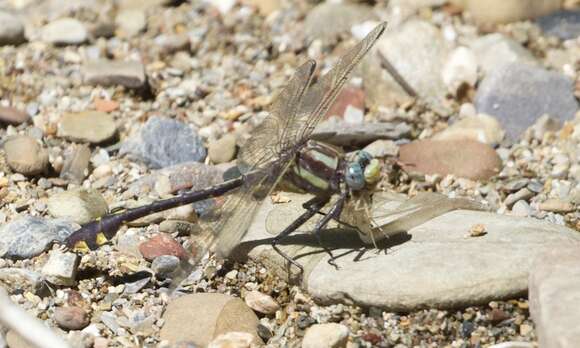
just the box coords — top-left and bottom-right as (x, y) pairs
(294, 22), (387, 143)
(237, 60), (316, 173)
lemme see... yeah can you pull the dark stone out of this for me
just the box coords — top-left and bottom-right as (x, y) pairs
(461, 321), (475, 338)
(537, 10), (580, 40)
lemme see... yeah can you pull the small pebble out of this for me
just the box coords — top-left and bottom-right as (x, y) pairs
(244, 290), (280, 315)
(54, 306), (89, 330)
(139, 234), (188, 261)
(208, 133), (237, 164)
(151, 255), (180, 278)
(4, 135), (49, 176)
(0, 106), (29, 125)
(302, 323), (349, 348)
(47, 189), (108, 225)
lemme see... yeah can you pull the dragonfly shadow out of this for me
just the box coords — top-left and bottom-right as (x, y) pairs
(234, 228), (412, 264)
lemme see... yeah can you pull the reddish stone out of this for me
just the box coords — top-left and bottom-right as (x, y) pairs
(399, 139), (502, 180)
(326, 86), (365, 119)
(54, 306), (89, 331)
(94, 98), (119, 112)
(139, 234), (188, 261)
(0, 106), (29, 125)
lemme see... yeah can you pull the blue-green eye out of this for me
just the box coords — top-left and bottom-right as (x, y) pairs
(357, 150), (372, 164)
(345, 163), (365, 190)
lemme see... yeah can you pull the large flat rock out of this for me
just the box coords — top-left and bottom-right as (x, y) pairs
(529, 245), (580, 348)
(234, 192), (580, 311)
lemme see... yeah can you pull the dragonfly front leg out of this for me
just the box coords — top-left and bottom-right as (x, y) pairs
(271, 196), (329, 274)
(311, 192), (347, 269)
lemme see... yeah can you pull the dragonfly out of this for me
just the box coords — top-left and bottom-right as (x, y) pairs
(66, 22), (388, 275)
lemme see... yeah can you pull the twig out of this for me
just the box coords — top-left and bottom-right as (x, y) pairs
(378, 51), (418, 98)
(0, 289), (69, 348)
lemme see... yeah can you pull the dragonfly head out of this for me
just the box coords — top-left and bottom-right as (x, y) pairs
(344, 150), (381, 191)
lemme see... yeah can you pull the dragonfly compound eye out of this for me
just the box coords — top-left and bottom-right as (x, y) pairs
(345, 162), (365, 190)
(356, 150), (373, 165)
(364, 158), (381, 184)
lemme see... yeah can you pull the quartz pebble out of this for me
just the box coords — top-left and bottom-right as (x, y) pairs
(41, 250), (79, 286)
(302, 323), (349, 348)
(47, 189), (108, 225)
(208, 133), (237, 164)
(40, 18), (88, 45)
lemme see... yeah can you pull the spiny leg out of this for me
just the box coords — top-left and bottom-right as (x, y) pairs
(311, 192), (347, 269)
(271, 196), (329, 274)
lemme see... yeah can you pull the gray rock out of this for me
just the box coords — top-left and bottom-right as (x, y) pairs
(41, 250), (79, 286)
(0, 11), (25, 45)
(0, 216), (77, 259)
(123, 277), (150, 294)
(239, 192), (580, 311)
(475, 63), (578, 140)
(47, 189), (108, 225)
(470, 33), (538, 76)
(83, 60), (146, 89)
(0, 268), (44, 294)
(120, 116), (206, 169)
(4, 135), (49, 176)
(151, 255), (180, 277)
(529, 245), (580, 348)
(312, 121), (411, 147)
(363, 20), (449, 108)
(304, 2), (377, 44)
(40, 18), (88, 45)
(537, 10), (580, 40)
(60, 144), (91, 183)
(302, 323), (349, 348)
(58, 111), (117, 144)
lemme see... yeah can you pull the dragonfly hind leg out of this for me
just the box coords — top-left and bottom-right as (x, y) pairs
(271, 196), (329, 274)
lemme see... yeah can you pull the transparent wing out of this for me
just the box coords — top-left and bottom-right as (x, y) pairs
(237, 60), (316, 173)
(239, 22), (387, 171)
(202, 161), (293, 259)
(293, 22), (387, 144)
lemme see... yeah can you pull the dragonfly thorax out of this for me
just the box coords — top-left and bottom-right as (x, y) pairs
(285, 140), (380, 195)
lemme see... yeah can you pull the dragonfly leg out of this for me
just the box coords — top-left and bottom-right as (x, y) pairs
(312, 192), (347, 269)
(271, 196), (329, 274)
